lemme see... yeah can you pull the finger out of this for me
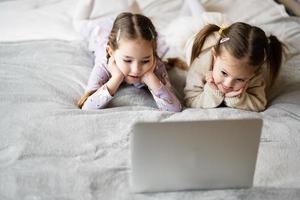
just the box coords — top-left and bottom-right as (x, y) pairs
(227, 90), (241, 97)
(205, 76), (210, 82)
(207, 78), (213, 83)
(205, 77), (211, 83)
(208, 82), (218, 90)
(205, 74), (212, 82)
(108, 56), (114, 66)
(225, 91), (235, 97)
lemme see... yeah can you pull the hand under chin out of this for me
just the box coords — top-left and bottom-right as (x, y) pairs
(216, 84), (226, 93)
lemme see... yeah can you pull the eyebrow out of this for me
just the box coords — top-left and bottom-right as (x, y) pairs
(123, 55), (151, 59)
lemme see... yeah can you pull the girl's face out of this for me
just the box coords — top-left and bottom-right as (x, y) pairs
(212, 48), (256, 93)
(109, 37), (155, 84)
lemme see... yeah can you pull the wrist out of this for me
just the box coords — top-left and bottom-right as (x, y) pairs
(205, 84), (224, 98)
(142, 71), (153, 84)
(113, 72), (125, 81)
(106, 75), (124, 96)
(143, 72), (161, 91)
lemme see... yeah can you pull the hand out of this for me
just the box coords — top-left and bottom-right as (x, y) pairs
(105, 56), (125, 96)
(110, 52), (130, 77)
(225, 83), (248, 98)
(107, 56), (125, 81)
(141, 58), (161, 91)
(141, 58), (157, 84)
(205, 71), (218, 90)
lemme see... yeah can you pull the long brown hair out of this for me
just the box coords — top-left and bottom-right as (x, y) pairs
(78, 12), (159, 108)
(190, 22), (283, 87)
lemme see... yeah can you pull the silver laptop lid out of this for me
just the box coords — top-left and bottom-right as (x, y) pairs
(130, 118), (262, 193)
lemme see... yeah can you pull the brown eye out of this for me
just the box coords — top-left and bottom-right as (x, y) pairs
(221, 71), (228, 77)
(123, 60), (132, 63)
(141, 60), (150, 64)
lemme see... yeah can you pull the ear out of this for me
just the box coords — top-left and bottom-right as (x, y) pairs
(106, 45), (114, 57)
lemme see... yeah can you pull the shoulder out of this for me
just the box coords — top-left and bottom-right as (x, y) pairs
(186, 41), (214, 80)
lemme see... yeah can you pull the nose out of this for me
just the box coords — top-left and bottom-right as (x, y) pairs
(223, 78), (234, 88)
(131, 62), (141, 74)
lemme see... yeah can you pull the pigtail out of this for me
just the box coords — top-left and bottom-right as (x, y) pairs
(190, 24), (220, 64)
(164, 57), (188, 70)
(267, 35), (283, 86)
(77, 90), (97, 108)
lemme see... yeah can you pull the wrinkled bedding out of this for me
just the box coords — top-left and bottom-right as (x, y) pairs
(1, 0), (300, 199)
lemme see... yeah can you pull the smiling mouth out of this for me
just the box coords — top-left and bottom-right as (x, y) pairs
(220, 85), (232, 93)
(128, 75), (139, 79)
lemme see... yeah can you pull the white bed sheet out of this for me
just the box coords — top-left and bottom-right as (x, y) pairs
(1, 0), (300, 199)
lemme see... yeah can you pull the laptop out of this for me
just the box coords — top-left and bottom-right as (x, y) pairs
(130, 118), (262, 193)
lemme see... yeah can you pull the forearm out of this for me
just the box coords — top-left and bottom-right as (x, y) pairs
(143, 72), (181, 112)
(106, 75), (124, 96)
(81, 85), (113, 110)
(86, 64), (110, 92)
(185, 83), (224, 108)
(224, 92), (267, 112)
(142, 72), (161, 92)
(224, 78), (267, 112)
(151, 83), (182, 112)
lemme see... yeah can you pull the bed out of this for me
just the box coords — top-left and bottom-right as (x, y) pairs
(1, 0), (300, 199)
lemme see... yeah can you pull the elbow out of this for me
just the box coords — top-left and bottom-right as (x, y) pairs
(159, 101), (182, 112)
(171, 104), (183, 112)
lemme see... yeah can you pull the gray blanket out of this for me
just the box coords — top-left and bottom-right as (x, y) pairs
(1, 39), (300, 199)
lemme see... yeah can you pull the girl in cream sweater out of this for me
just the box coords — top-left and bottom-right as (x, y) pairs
(184, 22), (284, 111)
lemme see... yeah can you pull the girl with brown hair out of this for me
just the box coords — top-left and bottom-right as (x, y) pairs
(74, 0), (181, 112)
(184, 22), (284, 111)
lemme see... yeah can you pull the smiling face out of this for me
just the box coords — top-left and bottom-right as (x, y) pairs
(108, 37), (155, 84)
(212, 47), (256, 93)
